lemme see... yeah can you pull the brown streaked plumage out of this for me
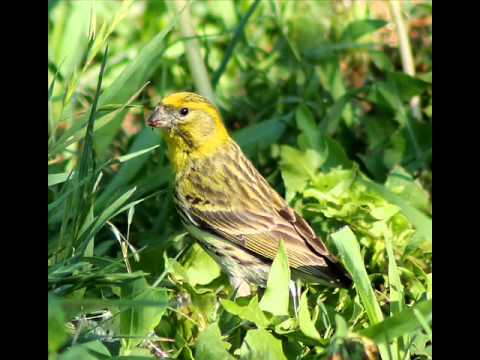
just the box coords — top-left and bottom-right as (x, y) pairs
(147, 92), (352, 296)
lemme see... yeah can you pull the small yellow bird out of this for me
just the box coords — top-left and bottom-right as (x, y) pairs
(147, 92), (351, 296)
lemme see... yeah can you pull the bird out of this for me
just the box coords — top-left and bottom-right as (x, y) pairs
(147, 92), (352, 297)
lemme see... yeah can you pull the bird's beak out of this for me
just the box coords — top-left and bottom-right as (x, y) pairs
(146, 105), (172, 129)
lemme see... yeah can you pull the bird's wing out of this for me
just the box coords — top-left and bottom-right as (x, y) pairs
(177, 143), (351, 286)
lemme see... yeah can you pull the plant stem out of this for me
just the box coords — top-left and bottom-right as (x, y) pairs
(171, 0), (216, 103)
(388, 0), (421, 120)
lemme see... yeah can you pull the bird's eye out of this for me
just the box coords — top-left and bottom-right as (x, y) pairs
(179, 108), (189, 116)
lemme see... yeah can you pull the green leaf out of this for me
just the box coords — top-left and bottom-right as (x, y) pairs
(295, 105), (320, 151)
(97, 128), (162, 207)
(259, 240), (290, 316)
(184, 244), (222, 287)
(316, 58), (347, 101)
(386, 237), (404, 316)
(280, 145), (326, 202)
(305, 42), (376, 62)
(386, 72), (430, 101)
(366, 180), (432, 248)
(413, 307), (432, 341)
(239, 329), (287, 360)
(375, 74), (428, 168)
(386, 233), (405, 358)
(426, 273), (432, 300)
(82, 0), (134, 71)
(110, 357), (155, 360)
(48, 69), (58, 141)
(340, 19), (387, 42)
(334, 314), (349, 338)
(110, 357), (157, 360)
(385, 166), (431, 214)
(53, 0), (91, 78)
(322, 138), (353, 170)
(58, 340), (111, 360)
(165, 255), (189, 283)
(94, 15), (179, 157)
(58, 297), (169, 310)
(70, 45), (109, 251)
(48, 172), (73, 187)
(408, 332), (432, 358)
(370, 51), (395, 72)
(274, 317), (298, 335)
(320, 91), (358, 137)
(331, 227), (383, 325)
(331, 227), (391, 360)
(117, 144), (160, 163)
(418, 71), (432, 84)
(120, 278), (168, 351)
(48, 294), (68, 353)
(298, 290), (321, 341)
(220, 296), (270, 328)
(360, 300), (432, 344)
(195, 323), (234, 360)
(234, 117), (287, 155)
(211, 0), (262, 88)
(48, 0), (60, 14)
(280, 145), (313, 176)
(49, 84), (147, 157)
(78, 187), (137, 247)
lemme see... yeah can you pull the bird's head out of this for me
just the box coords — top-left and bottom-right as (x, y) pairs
(147, 92), (230, 169)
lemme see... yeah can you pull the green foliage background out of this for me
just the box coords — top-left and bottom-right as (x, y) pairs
(48, 1), (432, 359)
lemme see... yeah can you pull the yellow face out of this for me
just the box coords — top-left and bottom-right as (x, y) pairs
(147, 92), (230, 169)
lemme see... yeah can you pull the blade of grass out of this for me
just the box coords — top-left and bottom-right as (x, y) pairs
(112, 197), (147, 220)
(211, 0), (261, 89)
(170, 0), (215, 101)
(53, 46), (109, 258)
(360, 300), (432, 344)
(386, 235), (406, 360)
(51, 1), (133, 133)
(48, 71), (58, 144)
(268, 0), (302, 63)
(152, 181), (173, 233)
(94, 11), (180, 157)
(412, 308), (432, 341)
(117, 144), (160, 164)
(76, 187), (138, 254)
(49, 83), (148, 157)
(96, 128), (162, 208)
(60, 297), (170, 310)
(331, 226), (383, 325)
(331, 226), (390, 360)
(54, 0), (91, 78)
(82, 0), (134, 72)
(49, 160), (115, 222)
(49, 172), (74, 187)
(365, 179), (432, 249)
(71, 45), (109, 249)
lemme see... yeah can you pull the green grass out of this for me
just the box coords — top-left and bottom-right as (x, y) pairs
(48, 1), (432, 359)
